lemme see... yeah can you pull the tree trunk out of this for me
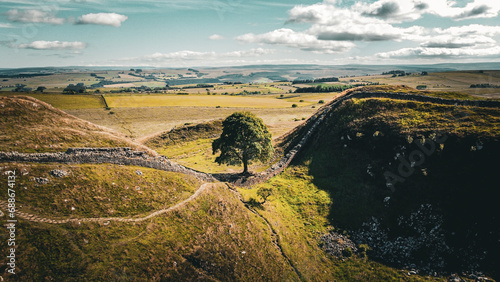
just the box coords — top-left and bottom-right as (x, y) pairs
(243, 160), (248, 174)
(242, 152), (249, 174)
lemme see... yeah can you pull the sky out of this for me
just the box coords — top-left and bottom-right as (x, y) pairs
(0, 0), (499, 68)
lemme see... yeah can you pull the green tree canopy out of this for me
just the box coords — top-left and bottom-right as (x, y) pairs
(212, 112), (273, 174)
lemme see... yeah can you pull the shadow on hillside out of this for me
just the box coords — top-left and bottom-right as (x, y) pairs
(212, 172), (257, 185)
(302, 132), (500, 278)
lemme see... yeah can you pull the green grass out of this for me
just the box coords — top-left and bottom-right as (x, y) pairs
(344, 98), (500, 137)
(156, 138), (269, 174)
(282, 96), (500, 278)
(145, 121), (273, 174)
(0, 96), (145, 153)
(0, 182), (298, 281)
(0, 93), (105, 109)
(239, 166), (442, 281)
(5, 163), (200, 218)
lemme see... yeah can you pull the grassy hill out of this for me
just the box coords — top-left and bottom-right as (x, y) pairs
(0, 175), (297, 280)
(1, 87), (497, 280)
(0, 95), (152, 153)
(255, 87), (499, 278)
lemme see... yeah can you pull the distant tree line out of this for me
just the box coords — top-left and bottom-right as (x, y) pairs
(182, 84), (214, 89)
(382, 70), (428, 77)
(294, 84), (354, 93)
(382, 70), (407, 77)
(0, 73), (51, 79)
(292, 77), (339, 84)
(470, 83), (500, 88)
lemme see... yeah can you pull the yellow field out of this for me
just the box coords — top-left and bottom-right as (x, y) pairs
(0, 93), (105, 109)
(105, 94), (318, 108)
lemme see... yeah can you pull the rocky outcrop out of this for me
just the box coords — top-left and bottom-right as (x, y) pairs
(0, 147), (215, 182)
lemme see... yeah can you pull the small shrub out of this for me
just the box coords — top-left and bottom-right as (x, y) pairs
(299, 99), (304, 102)
(358, 244), (370, 259)
(257, 187), (273, 204)
(292, 104), (298, 108)
(216, 105), (221, 108)
(280, 94), (284, 98)
(319, 100), (325, 104)
(342, 247), (353, 258)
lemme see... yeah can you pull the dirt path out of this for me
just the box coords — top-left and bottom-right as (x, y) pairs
(0, 183), (214, 225)
(224, 183), (303, 280)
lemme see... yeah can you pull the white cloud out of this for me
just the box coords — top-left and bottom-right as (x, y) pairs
(356, 0), (424, 23)
(236, 28), (355, 54)
(0, 23), (14, 28)
(76, 13), (127, 27)
(312, 23), (425, 42)
(127, 48), (275, 63)
(237, 0), (500, 60)
(209, 34), (224, 40)
(6, 9), (65, 24)
(377, 46), (500, 59)
(425, 0), (500, 20)
(17, 40), (87, 50)
(433, 24), (500, 37)
(286, 0), (500, 25)
(420, 35), (495, 48)
(107, 48), (276, 67)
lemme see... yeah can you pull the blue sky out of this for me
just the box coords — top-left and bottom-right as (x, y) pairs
(0, 0), (499, 68)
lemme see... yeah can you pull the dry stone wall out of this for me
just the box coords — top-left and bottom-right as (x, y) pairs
(0, 147), (216, 182)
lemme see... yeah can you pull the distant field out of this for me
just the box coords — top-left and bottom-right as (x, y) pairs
(0, 91), (332, 138)
(341, 70), (500, 99)
(104, 94), (329, 108)
(67, 106), (318, 138)
(0, 93), (105, 109)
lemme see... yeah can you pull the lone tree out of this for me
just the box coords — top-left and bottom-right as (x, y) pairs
(212, 112), (273, 174)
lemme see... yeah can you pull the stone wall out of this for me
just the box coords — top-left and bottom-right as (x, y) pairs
(0, 147), (216, 182)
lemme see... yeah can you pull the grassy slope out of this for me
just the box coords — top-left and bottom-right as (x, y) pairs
(270, 93), (499, 277)
(144, 119), (283, 174)
(0, 96), (150, 153)
(2, 163), (200, 218)
(1, 86), (495, 280)
(243, 167), (442, 281)
(0, 181), (298, 281)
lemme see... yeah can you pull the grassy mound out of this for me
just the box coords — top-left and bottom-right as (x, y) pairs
(1, 163), (200, 218)
(144, 119), (223, 149)
(286, 96), (499, 277)
(357, 84), (485, 100)
(0, 96), (151, 153)
(0, 182), (300, 281)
